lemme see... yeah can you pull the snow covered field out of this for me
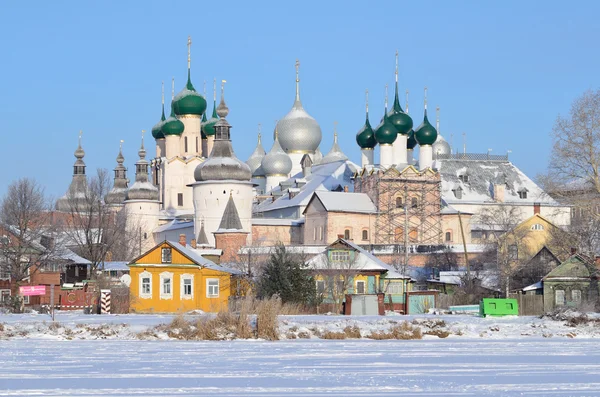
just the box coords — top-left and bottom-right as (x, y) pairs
(2, 312), (600, 396)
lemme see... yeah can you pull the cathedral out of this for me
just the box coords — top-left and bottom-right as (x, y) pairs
(57, 39), (571, 267)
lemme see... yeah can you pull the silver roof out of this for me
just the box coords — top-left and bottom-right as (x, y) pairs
(261, 133), (292, 176)
(194, 95), (252, 182)
(274, 65), (322, 153)
(125, 140), (159, 201)
(320, 132), (348, 165)
(105, 144), (129, 205)
(433, 134), (451, 158)
(245, 133), (266, 174)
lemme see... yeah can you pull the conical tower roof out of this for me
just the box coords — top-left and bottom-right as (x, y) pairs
(217, 194), (243, 231)
(125, 135), (159, 201)
(56, 132), (89, 212)
(105, 141), (129, 205)
(321, 127), (348, 164)
(246, 129), (266, 174)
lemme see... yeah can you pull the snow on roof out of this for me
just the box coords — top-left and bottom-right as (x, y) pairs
(101, 261), (129, 271)
(438, 158), (560, 206)
(254, 160), (358, 215)
(307, 239), (410, 278)
(57, 248), (92, 265)
(251, 218), (304, 226)
(307, 191), (377, 214)
(154, 219), (194, 233)
(522, 281), (543, 291)
(174, 242), (242, 275)
(439, 270), (500, 291)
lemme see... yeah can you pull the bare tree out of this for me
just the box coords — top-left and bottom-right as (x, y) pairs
(58, 169), (140, 274)
(312, 249), (360, 314)
(539, 89), (600, 255)
(0, 178), (59, 309)
(474, 205), (530, 296)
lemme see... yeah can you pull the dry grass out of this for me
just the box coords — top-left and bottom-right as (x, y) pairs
(230, 295), (306, 315)
(297, 331), (311, 339)
(367, 321), (422, 340)
(48, 321), (61, 331)
(343, 325), (362, 339)
(321, 331), (346, 339)
(256, 297), (280, 341)
(0, 323), (4, 332)
(424, 329), (450, 338)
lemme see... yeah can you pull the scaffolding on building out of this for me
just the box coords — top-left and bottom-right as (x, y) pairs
(354, 166), (443, 269)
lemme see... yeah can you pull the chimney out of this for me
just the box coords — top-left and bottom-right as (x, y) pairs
(534, 202), (541, 215)
(337, 234), (344, 239)
(493, 184), (505, 203)
(179, 233), (187, 247)
(190, 238), (197, 249)
(343, 185), (349, 193)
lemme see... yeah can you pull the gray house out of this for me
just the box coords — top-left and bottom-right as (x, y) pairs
(542, 254), (598, 312)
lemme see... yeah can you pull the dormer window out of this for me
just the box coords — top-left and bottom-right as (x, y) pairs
(458, 174), (469, 183)
(518, 188), (528, 199)
(531, 223), (544, 231)
(161, 247), (172, 263)
(452, 186), (463, 199)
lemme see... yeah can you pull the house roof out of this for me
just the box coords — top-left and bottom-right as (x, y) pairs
(101, 261), (129, 271)
(544, 254), (591, 280)
(307, 238), (410, 278)
(303, 191), (377, 215)
(437, 158), (561, 206)
(437, 270), (500, 292)
(254, 160), (358, 215)
(128, 240), (241, 275)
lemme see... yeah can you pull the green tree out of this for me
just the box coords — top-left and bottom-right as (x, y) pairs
(257, 243), (316, 305)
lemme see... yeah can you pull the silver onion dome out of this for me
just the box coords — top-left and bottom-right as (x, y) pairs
(125, 138), (159, 201)
(433, 134), (451, 158)
(274, 60), (322, 154)
(312, 147), (323, 165)
(320, 132), (348, 164)
(262, 131), (292, 176)
(105, 142), (129, 205)
(246, 132), (266, 174)
(194, 85), (252, 182)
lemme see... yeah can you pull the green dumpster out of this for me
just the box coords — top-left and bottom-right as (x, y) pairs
(479, 298), (519, 317)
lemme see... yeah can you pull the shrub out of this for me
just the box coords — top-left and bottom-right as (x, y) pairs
(321, 331), (346, 339)
(256, 297), (280, 340)
(367, 321), (422, 340)
(48, 322), (61, 331)
(297, 331), (311, 339)
(343, 325), (361, 339)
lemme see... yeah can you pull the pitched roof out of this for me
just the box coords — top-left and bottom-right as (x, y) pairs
(437, 158), (561, 206)
(303, 191), (377, 214)
(307, 238), (410, 278)
(197, 221), (210, 246)
(218, 195), (243, 231)
(254, 160), (358, 215)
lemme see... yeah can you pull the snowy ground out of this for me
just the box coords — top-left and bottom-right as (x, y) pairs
(2, 312), (600, 396)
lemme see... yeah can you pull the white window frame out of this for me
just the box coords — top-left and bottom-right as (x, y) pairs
(331, 251), (350, 262)
(139, 271), (152, 299)
(180, 274), (194, 300)
(356, 280), (366, 294)
(531, 223), (544, 231)
(206, 278), (220, 298)
(0, 289), (10, 302)
(23, 295), (30, 304)
(160, 271), (173, 300)
(161, 248), (172, 264)
(0, 268), (10, 280)
(555, 289), (565, 306)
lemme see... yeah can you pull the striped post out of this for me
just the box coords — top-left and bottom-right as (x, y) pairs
(100, 289), (111, 315)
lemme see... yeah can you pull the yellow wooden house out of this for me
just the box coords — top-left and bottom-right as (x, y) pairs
(128, 241), (242, 313)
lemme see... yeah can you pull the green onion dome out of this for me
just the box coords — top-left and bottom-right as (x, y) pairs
(151, 103), (166, 140)
(414, 110), (438, 146)
(162, 103), (185, 136)
(374, 111), (397, 145)
(172, 71), (207, 116)
(387, 85), (413, 135)
(407, 129), (417, 150)
(201, 99), (219, 137)
(356, 113), (376, 149)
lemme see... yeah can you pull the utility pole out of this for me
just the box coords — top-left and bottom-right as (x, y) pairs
(457, 211), (470, 290)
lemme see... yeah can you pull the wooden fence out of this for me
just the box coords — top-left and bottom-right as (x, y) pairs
(508, 293), (544, 316)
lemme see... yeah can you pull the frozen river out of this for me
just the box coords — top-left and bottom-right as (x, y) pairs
(2, 338), (600, 396)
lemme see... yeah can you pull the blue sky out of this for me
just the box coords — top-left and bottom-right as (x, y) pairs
(1, 1), (599, 199)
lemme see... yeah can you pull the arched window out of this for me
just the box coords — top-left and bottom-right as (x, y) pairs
(411, 197), (418, 209)
(184, 136), (188, 153)
(344, 229), (351, 240)
(445, 231), (452, 242)
(395, 197), (403, 209)
(362, 230), (368, 240)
